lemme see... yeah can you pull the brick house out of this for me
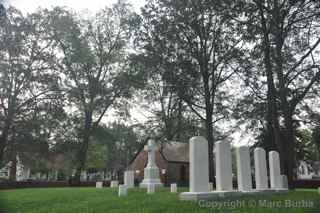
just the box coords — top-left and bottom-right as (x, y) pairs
(127, 141), (189, 186)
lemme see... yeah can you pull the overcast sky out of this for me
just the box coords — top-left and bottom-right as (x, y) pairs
(4, 0), (146, 13)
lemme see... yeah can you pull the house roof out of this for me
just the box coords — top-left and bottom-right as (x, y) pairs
(128, 140), (189, 169)
(160, 141), (189, 163)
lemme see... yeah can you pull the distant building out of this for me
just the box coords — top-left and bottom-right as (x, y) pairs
(297, 160), (320, 179)
(0, 156), (31, 181)
(128, 141), (189, 186)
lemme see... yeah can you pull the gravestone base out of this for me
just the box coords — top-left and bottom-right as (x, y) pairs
(180, 189), (290, 201)
(139, 178), (163, 188)
(180, 191), (242, 201)
(140, 166), (163, 188)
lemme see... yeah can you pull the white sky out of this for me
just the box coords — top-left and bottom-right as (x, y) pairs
(5, 0), (146, 13)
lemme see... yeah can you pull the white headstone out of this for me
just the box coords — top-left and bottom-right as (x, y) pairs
(140, 139), (163, 188)
(281, 175), (288, 189)
(215, 141), (233, 191)
(118, 185), (128, 197)
(110, 180), (119, 188)
(147, 184), (155, 194)
(96, 181), (103, 188)
(254, 148), (268, 190)
(80, 171), (87, 181)
(170, 183), (177, 193)
(208, 182), (214, 191)
(269, 151), (282, 189)
(189, 136), (209, 192)
(236, 146), (252, 191)
(124, 171), (135, 188)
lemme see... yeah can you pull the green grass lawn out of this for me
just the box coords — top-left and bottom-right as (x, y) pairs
(0, 187), (319, 213)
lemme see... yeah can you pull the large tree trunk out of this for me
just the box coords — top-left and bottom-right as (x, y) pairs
(258, 2), (282, 156)
(279, 110), (295, 189)
(9, 153), (17, 181)
(203, 65), (215, 182)
(0, 122), (11, 165)
(74, 111), (92, 184)
(272, 0), (295, 188)
(205, 116), (215, 182)
(0, 137), (6, 166)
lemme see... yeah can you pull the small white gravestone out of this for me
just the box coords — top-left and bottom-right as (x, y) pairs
(171, 183), (177, 193)
(110, 180), (119, 188)
(124, 171), (135, 188)
(318, 187), (320, 194)
(118, 185), (128, 197)
(269, 151), (282, 189)
(281, 175), (288, 189)
(96, 181), (103, 188)
(254, 148), (268, 190)
(236, 146), (252, 191)
(140, 139), (163, 188)
(208, 182), (214, 191)
(215, 141), (233, 191)
(147, 184), (155, 194)
(190, 136), (209, 192)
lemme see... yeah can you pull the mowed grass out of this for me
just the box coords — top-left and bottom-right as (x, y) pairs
(0, 187), (319, 213)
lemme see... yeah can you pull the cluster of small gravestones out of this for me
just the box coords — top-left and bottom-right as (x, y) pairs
(95, 136), (289, 200)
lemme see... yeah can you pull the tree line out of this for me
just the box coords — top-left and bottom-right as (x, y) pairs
(0, 0), (320, 187)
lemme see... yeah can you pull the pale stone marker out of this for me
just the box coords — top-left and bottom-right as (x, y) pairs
(236, 146), (252, 191)
(96, 181), (103, 188)
(215, 141), (233, 191)
(190, 136), (209, 192)
(110, 180), (119, 188)
(140, 139), (163, 188)
(118, 185), (127, 197)
(124, 171), (135, 188)
(281, 175), (288, 189)
(254, 148), (268, 190)
(269, 151), (282, 189)
(170, 183), (177, 193)
(208, 182), (214, 191)
(147, 184), (155, 194)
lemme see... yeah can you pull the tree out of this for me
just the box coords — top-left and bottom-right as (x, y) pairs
(311, 127), (320, 160)
(44, 2), (140, 182)
(0, 7), (60, 167)
(89, 123), (141, 179)
(137, 0), (244, 180)
(235, 0), (320, 187)
(129, 54), (202, 143)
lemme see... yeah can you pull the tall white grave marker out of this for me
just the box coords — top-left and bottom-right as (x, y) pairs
(216, 141), (233, 191)
(189, 136), (209, 192)
(254, 148), (268, 190)
(236, 146), (252, 191)
(269, 151), (282, 189)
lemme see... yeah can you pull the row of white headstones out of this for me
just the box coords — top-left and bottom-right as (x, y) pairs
(97, 135), (289, 197)
(188, 136), (288, 194)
